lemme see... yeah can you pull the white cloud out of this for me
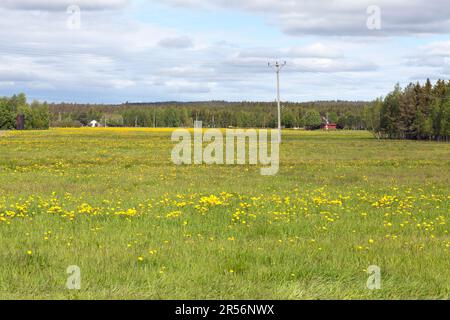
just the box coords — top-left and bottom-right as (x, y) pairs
(237, 43), (344, 59)
(158, 36), (194, 49)
(406, 41), (450, 76)
(0, 0), (130, 11)
(0, 0), (447, 102)
(226, 44), (377, 74)
(160, 0), (450, 36)
(162, 80), (212, 94)
(0, 6), (179, 101)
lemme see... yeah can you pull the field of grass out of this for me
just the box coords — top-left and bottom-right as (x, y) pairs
(0, 128), (448, 299)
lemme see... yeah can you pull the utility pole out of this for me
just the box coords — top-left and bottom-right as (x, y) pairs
(269, 61), (286, 143)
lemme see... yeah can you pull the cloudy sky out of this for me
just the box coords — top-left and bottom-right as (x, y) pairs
(0, 0), (449, 103)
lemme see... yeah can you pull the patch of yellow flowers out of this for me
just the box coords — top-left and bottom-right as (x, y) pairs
(0, 187), (448, 252)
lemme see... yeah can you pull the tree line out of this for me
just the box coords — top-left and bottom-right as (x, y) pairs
(0, 93), (50, 130)
(49, 100), (369, 130)
(366, 79), (450, 141)
(2, 79), (449, 142)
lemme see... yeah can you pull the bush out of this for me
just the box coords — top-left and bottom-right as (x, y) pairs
(0, 100), (15, 129)
(303, 109), (322, 130)
(0, 94), (50, 130)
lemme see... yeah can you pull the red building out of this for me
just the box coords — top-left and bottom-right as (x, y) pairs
(322, 123), (337, 130)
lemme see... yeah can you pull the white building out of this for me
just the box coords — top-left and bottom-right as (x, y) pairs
(89, 120), (99, 127)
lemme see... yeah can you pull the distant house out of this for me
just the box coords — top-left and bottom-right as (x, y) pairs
(322, 123), (337, 130)
(89, 120), (100, 128)
(321, 116), (337, 131)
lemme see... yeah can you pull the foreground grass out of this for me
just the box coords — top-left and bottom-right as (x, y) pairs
(0, 128), (448, 299)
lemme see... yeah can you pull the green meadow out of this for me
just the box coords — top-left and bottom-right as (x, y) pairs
(0, 128), (448, 299)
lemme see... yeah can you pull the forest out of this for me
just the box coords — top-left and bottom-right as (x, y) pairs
(47, 100), (369, 130)
(1, 79), (449, 141)
(366, 79), (450, 141)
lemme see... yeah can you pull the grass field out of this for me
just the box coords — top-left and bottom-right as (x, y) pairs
(0, 128), (448, 299)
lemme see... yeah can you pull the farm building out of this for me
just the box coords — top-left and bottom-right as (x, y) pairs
(322, 123), (337, 130)
(89, 120), (101, 127)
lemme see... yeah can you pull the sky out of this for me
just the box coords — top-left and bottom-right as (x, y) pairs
(0, 0), (449, 103)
